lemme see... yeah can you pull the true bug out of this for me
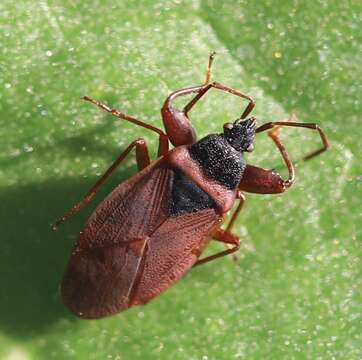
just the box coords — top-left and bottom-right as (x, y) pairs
(53, 53), (330, 319)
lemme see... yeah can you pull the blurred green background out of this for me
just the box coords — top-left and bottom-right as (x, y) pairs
(0, 1), (360, 359)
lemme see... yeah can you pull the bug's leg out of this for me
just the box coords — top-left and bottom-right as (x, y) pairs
(239, 116), (299, 192)
(225, 191), (245, 233)
(193, 192), (245, 267)
(239, 134), (296, 195)
(82, 96), (169, 156)
(161, 83), (213, 146)
(240, 116), (303, 193)
(181, 52), (219, 115)
(161, 52), (218, 146)
(186, 52), (255, 119)
(204, 50), (216, 84)
(224, 191), (246, 261)
(210, 81), (255, 119)
(162, 80), (256, 146)
(256, 113), (330, 161)
(162, 51), (256, 145)
(52, 138), (151, 230)
(193, 228), (240, 267)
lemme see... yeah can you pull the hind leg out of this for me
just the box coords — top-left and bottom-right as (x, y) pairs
(193, 228), (240, 268)
(82, 96), (169, 156)
(193, 192), (245, 267)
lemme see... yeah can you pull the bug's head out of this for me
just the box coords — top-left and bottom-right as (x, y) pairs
(223, 117), (257, 152)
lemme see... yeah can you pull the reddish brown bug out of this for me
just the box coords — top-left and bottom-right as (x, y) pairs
(53, 53), (330, 319)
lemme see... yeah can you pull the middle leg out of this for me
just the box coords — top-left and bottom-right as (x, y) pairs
(193, 228), (240, 267)
(193, 192), (245, 267)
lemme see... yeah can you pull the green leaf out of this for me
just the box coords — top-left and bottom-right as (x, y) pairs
(0, 1), (360, 359)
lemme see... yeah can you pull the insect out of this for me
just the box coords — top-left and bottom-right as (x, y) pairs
(53, 52), (329, 319)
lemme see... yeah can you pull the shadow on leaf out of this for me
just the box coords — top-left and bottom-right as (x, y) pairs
(0, 171), (136, 338)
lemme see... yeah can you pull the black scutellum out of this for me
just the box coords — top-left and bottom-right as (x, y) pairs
(168, 168), (215, 216)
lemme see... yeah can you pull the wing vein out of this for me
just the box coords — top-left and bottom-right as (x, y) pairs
(93, 181), (141, 240)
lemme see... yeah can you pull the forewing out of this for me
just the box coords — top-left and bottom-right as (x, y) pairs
(79, 161), (171, 250)
(61, 160), (221, 318)
(129, 208), (220, 307)
(62, 160), (173, 318)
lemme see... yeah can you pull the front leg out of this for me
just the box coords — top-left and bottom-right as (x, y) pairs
(161, 52), (256, 147)
(256, 113), (330, 161)
(161, 52), (216, 147)
(240, 125), (296, 194)
(238, 165), (287, 194)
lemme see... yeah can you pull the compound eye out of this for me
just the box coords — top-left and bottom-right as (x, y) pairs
(223, 123), (233, 131)
(246, 143), (254, 152)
